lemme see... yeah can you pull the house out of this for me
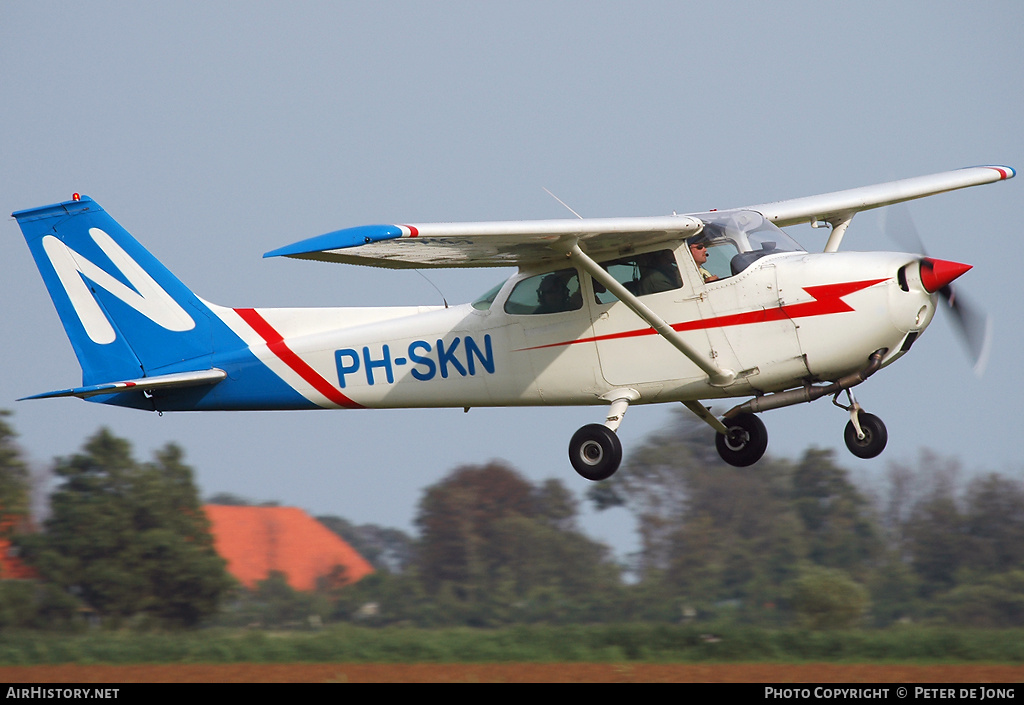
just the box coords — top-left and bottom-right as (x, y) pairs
(203, 505), (374, 591)
(0, 538), (35, 580)
(0, 515), (35, 580)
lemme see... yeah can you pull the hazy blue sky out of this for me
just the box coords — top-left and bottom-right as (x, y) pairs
(2, 2), (1021, 558)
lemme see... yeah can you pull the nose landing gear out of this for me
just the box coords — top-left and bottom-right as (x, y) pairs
(711, 352), (890, 467)
(836, 389), (888, 459)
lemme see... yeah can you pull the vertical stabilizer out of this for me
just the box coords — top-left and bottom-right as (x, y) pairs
(13, 196), (220, 386)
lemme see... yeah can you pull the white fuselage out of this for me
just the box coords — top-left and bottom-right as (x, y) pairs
(213, 244), (934, 412)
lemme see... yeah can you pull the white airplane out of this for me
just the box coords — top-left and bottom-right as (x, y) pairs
(12, 165), (1014, 480)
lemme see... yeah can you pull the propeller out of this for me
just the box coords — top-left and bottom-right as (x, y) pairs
(883, 204), (992, 376)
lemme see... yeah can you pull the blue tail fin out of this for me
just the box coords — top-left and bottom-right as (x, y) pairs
(13, 196), (224, 387)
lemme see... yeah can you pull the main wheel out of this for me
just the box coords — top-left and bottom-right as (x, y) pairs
(844, 411), (887, 459)
(715, 412), (768, 467)
(569, 423), (623, 481)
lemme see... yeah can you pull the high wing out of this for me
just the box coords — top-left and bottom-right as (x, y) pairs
(264, 215), (704, 269)
(740, 165), (1015, 253)
(742, 165), (1015, 228)
(265, 166), (1014, 269)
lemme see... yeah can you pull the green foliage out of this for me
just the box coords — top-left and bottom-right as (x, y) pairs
(4, 408), (1024, 634)
(0, 624), (1023, 665)
(789, 565), (871, 630)
(410, 461), (623, 626)
(315, 515), (414, 573)
(14, 428), (232, 628)
(589, 411), (1024, 630)
(931, 571), (1024, 627)
(215, 571), (332, 629)
(0, 410), (30, 539)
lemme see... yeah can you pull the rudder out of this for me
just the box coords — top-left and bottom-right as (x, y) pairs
(13, 195), (221, 387)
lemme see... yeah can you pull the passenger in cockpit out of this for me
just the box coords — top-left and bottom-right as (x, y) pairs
(638, 250), (683, 295)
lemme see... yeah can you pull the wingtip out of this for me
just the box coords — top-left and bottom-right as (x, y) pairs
(264, 224), (405, 260)
(983, 165), (1015, 180)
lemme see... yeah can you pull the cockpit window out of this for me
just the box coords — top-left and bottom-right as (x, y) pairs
(471, 281), (504, 310)
(593, 249), (683, 304)
(504, 268), (582, 315)
(692, 210), (805, 279)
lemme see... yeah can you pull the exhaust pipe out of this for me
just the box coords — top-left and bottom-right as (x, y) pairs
(724, 349), (885, 418)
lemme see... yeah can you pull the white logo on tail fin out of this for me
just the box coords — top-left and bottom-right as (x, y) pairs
(42, 228), (195, 344)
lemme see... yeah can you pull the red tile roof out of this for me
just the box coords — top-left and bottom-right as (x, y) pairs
(0, 538), (36, 579)
(204, 505), (374, 591)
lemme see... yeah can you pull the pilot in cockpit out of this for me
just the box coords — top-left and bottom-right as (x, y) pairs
(688, 236), (719, 283)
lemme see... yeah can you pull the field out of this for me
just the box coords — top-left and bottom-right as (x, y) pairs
(2, 663), (1024, 683)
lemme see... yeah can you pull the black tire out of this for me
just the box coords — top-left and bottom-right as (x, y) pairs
(715, 412), (768, 467)
(569, 423), (623, 481)
(844, 411), (888, 459)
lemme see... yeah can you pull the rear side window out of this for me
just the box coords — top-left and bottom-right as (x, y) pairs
(504, 269), (582, 315)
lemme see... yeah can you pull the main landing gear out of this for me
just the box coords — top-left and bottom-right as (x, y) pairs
(715, 412), (768, 467)
(569, 389), (889, 479)
(569, 352), (891, 480)
(568, 395), (630, 481)
(568, 424), (622, 481)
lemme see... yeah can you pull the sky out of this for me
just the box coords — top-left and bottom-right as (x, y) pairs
(2, 2), (1021, 562)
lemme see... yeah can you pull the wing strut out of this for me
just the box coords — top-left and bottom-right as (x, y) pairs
(562, 242), (736, 387)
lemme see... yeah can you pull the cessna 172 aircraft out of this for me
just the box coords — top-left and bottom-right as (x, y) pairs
(12, 165), (1014, 480)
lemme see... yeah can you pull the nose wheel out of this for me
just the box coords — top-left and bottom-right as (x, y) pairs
(836, 390), (888, 459)
(843, 410), (888, 458)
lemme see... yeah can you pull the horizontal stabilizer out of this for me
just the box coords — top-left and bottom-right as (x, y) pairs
(20, 368), (227, 401)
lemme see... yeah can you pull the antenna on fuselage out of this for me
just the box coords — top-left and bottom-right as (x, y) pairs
(413, 269), (448, 308)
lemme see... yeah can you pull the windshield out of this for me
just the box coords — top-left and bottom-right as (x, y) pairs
(695, 210), (805, 278)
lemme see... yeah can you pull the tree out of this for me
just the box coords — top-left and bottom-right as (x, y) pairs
(933, 570), (1024, 627)
(962, 473), (1024, 575)
(415, 461), (538, 593)
(589, 411), (897, 625)
(660, 455), (807, 621)
(587, 410), (723, 579)
(902, 459), (966, 595)
(790, 448), (882, 577)
(790, 565), (870, 630)
(413, 462), (621, 624)
(0, 411), (30, 541)
(316, 515), (414, 573)
(16, 429), (232, 627)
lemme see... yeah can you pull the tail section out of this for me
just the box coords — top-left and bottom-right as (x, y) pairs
(14, 195), (344, 412)
(14, 195), (223, 387)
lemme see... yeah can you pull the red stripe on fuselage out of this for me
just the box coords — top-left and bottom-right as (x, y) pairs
(519, 278), (889, 351)
(234, 308), (363, 409)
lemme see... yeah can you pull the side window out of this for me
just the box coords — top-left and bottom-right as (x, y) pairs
(471, 281), (505, 311)
(503, 268), (583, 315)
(593, 250), (683, 304)
(700, 240), (740, 281)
